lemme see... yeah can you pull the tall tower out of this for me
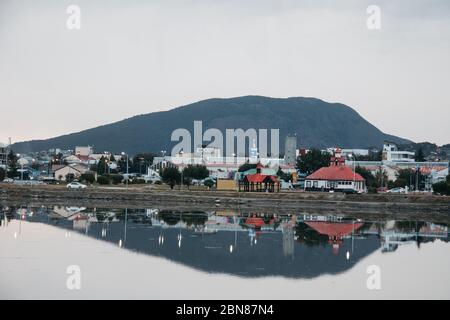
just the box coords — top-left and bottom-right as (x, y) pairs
(249, 139), (258, 163)
(284, 135), (297, 165)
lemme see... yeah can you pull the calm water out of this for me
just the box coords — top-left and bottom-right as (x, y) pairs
(1, 205), (450, 299)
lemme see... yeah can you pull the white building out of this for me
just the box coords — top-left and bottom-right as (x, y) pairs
(341, 149), (369, 157)
(430, 167), (449, 184)
(0, 142), (8, 169)
(382, 142), (415, 163)
(75, 146), (94, 157)
(304, 149), (366, 193)
(54, 164), (89, 181)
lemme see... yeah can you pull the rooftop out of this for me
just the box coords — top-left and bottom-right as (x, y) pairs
(306, 166), (365, 182)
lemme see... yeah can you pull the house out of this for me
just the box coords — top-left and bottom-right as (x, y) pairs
(54, 164), (89, 181)
(305, 148), (366, 192)
(238, 163), (280, 192)
(382, 142), (415, 163)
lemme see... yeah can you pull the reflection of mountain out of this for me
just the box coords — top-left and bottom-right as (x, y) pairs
(20, 212), (380, 279)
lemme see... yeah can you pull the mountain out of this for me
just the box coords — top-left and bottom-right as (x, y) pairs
(12, 96), (411, 155)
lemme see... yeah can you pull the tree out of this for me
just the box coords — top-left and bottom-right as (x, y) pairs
(131, 153), (155, 174)
(65, 173), (76, 183)
(432, 175), (450, 195)
(391, 169), (426, 190)
(182, 165), (209, 188)
(296, 149), (331, 174)
(238, 162), (256, 172)
(161, 167), (181, 189)
(7, 150), (18, 178)
(355, 166), (375, 187)
(97, 156), (109, 175)
(204, 179), (215, 189)
(0, 168), (5, 181)
(277, 167), (291, 182)
(415, 147), (425, 162)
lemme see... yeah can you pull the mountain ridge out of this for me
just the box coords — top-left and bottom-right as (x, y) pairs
(12, 95), (412, 155)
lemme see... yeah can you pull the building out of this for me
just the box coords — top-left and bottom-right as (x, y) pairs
(238, 163), (280, 192)
(284, 135), (297, 165)
(54, 164), (89, 181)
(304, 148), (366, 192)
(0, 142), (8, 169)
(216, 179), (237, 191)
(382, 142), (415, 163)
(75, 146), (94, 157)
(341, 148), (369, 157)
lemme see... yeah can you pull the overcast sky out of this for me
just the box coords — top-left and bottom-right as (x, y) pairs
(1, 0), (449, 146)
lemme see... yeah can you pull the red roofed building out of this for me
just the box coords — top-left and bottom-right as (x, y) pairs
(239, 162), (280, 192)
(305, 148), (366, 193)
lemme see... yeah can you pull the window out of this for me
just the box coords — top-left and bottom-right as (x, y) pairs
(313, 181), (318, 188)
(306, 181), (311, 188)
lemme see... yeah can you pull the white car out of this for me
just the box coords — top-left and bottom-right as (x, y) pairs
(66, 182), (87, 190)
(2, 178), (14, 183)
(387, 187), (406, 194)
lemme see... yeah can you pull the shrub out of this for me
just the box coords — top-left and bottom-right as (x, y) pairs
(65, 173), (76, 183)
(97, 175), (110, 185)
(130, 178), (146, 184)
(432, 181), (450, 195)
(204, 179), (215, 189)
(110, 174), (124, 185)
(80, 173), (95, 184)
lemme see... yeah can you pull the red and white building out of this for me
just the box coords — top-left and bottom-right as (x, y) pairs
(304, 148), (366, 192)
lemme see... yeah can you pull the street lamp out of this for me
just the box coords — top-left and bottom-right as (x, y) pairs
(121, 152), (129, 189)
(349, 154), (356, 191)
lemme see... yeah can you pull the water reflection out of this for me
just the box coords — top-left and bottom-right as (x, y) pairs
(1, 205), (449, 279)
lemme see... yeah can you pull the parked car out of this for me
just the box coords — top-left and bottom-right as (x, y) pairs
(66, 182), (87, 190)
(387, 187), (406, 194)
(377, 187), (389, 193)
(2, 178), (14, 183)
(342, 188), (359, 195)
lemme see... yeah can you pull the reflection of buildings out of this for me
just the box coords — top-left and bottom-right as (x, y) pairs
(52, 206), (87, 218)
(380, 221), (449, 253)
(6, 207), (450, 279)
(282, 221), (295, 258)
(304, 220), (363, 255)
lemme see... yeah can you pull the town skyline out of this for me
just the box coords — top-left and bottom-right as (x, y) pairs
(1, 0), (450, 146)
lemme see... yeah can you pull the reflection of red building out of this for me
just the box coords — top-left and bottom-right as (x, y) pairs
(305, 221), (363, 255)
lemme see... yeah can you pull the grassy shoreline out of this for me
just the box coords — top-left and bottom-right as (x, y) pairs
(1, 184), (449, 216)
